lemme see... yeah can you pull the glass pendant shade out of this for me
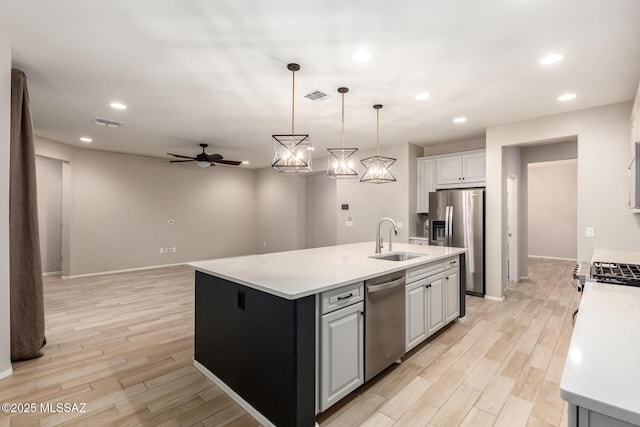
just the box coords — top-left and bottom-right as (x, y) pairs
(360, 155), (396, 183)
(196, 160), (211, 168)
(272, 63), (312, 173)
(360, 104), (396, 183)
(327, 148), (358, 179)
(272, 134), (312, 172)
(327, 86), (358, 179)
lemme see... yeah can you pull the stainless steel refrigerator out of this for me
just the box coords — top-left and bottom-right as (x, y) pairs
(428, 189), (485, 296)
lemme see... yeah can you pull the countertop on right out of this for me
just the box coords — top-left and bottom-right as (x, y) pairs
(559, 281), (640, 425)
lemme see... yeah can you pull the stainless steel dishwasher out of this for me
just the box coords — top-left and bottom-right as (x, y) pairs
(364, 270), (406, 381)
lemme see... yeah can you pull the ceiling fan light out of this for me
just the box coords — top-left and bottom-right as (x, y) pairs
(196, 160), (211, 168)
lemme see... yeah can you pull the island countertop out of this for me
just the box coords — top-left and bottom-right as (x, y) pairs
(190, 242), (467, 299)
(560, 281), (640, 425)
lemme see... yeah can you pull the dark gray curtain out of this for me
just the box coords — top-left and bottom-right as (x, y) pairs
(10, 68), (46, 361)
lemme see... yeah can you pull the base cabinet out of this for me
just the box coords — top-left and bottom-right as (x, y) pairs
(319, 298), (364, 412)
(405, 256), (461, 352)
(426, 274), (445, 336)
(445, 268), (460, 322)
(568, 403), (638, 427)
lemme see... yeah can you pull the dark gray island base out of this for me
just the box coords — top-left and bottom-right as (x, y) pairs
(191, 243), (468, 427)
(194, 271), (316, 427)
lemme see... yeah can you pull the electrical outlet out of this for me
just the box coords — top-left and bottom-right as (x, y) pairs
(172, 247), (177, 253)
(345, 220), (354, 227)
(263, 242), (267, 247)
(160, 248), (164, 254)
(585, 227), (595, 238)
(396, 222), (403, 229)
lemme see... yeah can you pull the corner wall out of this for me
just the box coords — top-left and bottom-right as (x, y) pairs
(486, 102), (636, 299)
(0, 34), (12, 377)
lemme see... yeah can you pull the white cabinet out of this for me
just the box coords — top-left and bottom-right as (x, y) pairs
(568, 403), (638, 427)
(405, 279), (427, 351)
(417, 157), (436, 213)
(319, 284), (364, 412)
(444, 268), (460, 323)
(435, 150), (486, 189)
(405, 257), (461, 351)
(426, 274), (445, 336)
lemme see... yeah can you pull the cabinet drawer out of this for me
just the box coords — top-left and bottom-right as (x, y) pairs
(444, 256), (459, 270)
(321, 282), (364, 314)
(406, 261), (443, 283)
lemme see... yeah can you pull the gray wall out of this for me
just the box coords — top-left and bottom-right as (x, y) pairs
(486, 102), (636, 299)
(305, 172), (337, 248)
(337, 142), (411, 245)
(256, 168), (306, 253)
(36, 155), (63, 273)
(0, 33), (11, 377)
(527, 160), (578, 260)
(36, 137), (258, 275)
(408, 143), (424, 237)
(503, 146), (522, 286)
(423, 137), (485, 156)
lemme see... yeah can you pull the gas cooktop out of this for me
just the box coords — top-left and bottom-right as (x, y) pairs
(591, 261), (640, 287)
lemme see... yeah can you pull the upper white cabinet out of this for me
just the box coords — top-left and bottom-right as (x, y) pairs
(436, 150), (486, 188)
(417, 158), (436, 213)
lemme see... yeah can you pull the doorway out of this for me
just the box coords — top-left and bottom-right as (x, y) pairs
(36, 155), (63, 275)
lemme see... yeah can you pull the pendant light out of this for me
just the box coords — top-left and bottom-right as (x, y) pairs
(360, 104), (396, 183)
(272, 63), (312, 173)
(327, 87), (358, 179)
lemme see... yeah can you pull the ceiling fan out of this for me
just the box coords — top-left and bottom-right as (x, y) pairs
(167, 144), (242, 168)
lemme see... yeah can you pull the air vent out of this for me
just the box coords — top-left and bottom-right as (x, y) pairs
(304, 90), (329, 101)
(94, 117), (123, 128)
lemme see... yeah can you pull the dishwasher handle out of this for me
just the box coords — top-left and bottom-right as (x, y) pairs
(367, 277), (404, 293)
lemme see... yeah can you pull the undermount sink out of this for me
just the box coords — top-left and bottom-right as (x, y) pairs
(369, 251), (426, 261)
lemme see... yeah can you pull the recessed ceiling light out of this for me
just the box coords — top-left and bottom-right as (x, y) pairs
(415, 92), (430, 101)
(453, 117), (467, 124)
(110, 101), (127, 110)
(241, 161), (250, 165)
(540, 53), (564, 65)
(558, 93), (576, 101)
(352, 48), (372, 63)
(79, 137), (92, 143)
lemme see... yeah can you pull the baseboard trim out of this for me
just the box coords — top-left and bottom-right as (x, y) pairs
(529, 255), (577, 262)
(0, 366), (13, 380)
(484, 295), (505, 302)
(193, 359), (277, 427)
(63, 262), (189, 279)
(42, 271), (62, 277)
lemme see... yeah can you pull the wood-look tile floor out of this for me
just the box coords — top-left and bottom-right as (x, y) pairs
(0, 258), (578, 426)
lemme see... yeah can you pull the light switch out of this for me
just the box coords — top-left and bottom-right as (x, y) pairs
(345, 220), (354, 227)
(585, 227), (595, 238)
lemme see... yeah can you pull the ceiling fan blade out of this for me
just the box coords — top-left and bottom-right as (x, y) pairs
(170, 159), (195, 163)
(206, 153), (223, 161)
(212, 159), (242, 166)
(167, 153), (197, 160)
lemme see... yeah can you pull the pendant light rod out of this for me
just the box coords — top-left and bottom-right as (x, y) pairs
(373, 104), (383, 156)
(287, 63), (300, 138)
(338, 87), (349, 148)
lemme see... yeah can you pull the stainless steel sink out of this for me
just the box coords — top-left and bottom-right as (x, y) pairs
(369, 251), (425, 261)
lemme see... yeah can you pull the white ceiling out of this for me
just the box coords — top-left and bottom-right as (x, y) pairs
(2, 0), (640, 168)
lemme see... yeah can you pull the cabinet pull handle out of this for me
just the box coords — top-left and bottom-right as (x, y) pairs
(449, 261), (456, 264)
(337, 293), (354, 301)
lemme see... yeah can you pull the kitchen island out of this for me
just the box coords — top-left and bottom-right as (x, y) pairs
(190, 242), (467, 427)
(560, 249), (640, 426)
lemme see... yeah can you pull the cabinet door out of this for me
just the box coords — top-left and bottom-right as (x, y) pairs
(427, 275), (445, 336)
(445, 269), (460, 323)
(436, 156), (462, 187)
(406, 279), (427, 351)
(417, 158), (436, 213)
(461, 151), (486, 184)
(320, 302), (364, 411)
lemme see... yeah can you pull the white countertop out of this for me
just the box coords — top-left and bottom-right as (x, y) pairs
(560, 282), (640, 424)
(592, 248), (640, 264)
(190, 242), (466, 300)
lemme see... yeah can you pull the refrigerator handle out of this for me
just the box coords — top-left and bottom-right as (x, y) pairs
(444, 205), (450, 247)
(447, 205), (453, 247)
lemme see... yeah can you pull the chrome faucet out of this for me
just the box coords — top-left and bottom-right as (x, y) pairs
(376, 218), (398, 253)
